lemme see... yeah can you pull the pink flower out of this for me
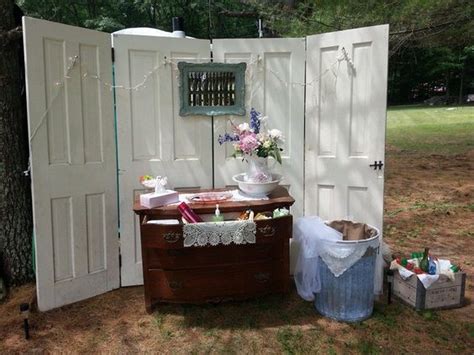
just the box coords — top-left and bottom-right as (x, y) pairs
(239, 133), (260, 154)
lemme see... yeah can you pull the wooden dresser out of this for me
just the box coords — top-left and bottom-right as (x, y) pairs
(134, 187), (294, 313)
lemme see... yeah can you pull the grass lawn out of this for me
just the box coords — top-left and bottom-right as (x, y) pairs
(1, 105), (473, 354)
(387, 105), (474, 155)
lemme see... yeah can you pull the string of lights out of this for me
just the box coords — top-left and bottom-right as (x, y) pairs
(28, 47), (354, 146)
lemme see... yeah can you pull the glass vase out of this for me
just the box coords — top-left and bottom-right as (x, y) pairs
(245, 156), (272, 183)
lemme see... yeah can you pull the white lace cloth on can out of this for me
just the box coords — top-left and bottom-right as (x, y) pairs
(183, 220), (256, 247)
(317, 237), (380, 277)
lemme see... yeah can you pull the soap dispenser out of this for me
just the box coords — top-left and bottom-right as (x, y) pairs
(213, 204), (224, 222)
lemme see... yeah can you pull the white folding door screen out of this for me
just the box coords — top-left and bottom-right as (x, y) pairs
(23, 15), (388, 309)
(23, 17), (119, 311)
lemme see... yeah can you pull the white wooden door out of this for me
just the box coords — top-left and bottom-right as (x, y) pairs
(212, 38), (306, 218)
(305, 25), (389, 293)
(23, 17), (119, 311)
(113, 35), (212, 286)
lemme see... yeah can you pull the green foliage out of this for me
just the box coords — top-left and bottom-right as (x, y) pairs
(250, 0), (474, 104)
(249, 0), (473, 46)
(16, 0), (260, 38)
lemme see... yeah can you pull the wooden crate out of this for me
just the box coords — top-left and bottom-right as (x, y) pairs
(392, 271), (466, 310)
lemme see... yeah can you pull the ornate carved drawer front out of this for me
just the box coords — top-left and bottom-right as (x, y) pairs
(141, 215), (292, 249)
(148, 261), (284, 302)
(141, 224), (184, 249)
(146, 243), (282, 270)
(255, 216), (292, 241)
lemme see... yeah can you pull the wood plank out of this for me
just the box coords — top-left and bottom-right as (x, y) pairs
(133, 186), (295, 216)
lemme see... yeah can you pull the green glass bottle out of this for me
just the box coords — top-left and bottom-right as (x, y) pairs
(420, 248), (430, 272)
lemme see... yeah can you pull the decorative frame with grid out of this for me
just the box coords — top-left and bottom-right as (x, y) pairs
(178, 62), (246, 116)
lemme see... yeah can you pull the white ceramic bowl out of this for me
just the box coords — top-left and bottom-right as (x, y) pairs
(232, 173), (282, 197)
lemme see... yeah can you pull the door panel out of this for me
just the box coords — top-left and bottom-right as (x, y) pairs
(212, 38), (305, 218)
(113, 35), (212, 286)
(305, 25), (389, 293)
(23, 17), (119, 311)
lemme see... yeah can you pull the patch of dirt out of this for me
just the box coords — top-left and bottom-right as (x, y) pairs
(384, 152), (474, 330)
(0, 151), (473, 353)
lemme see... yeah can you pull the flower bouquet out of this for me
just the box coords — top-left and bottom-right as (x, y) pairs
(218, 108), (284, 184)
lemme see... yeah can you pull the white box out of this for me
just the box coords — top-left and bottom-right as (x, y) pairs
(392, 271), (466, 310)
(139, 190), (179, 208)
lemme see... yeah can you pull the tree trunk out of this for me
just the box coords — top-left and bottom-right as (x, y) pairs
(0, 0), (34, 286)
(458, 64), (465, 105)
(445, 72), (450, 103)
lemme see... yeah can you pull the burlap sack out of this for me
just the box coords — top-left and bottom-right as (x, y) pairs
(328, 220), (377, 241)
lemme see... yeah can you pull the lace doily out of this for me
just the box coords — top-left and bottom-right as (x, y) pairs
(183, 220), (256, 247)
(318, 237), (380, 277)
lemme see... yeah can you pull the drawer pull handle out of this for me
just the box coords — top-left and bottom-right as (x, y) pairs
(168, 280), (183, 290)
(254, 272), (271, 283)
(163, 232), (181, 243)
(167, 249), (185, 257)
(258, 225), (275, 237)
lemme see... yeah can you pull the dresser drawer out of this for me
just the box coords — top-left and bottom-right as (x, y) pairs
(146, 242), (284, 269)
(147, 260), (286, 303)
(140, 215), (292, 249)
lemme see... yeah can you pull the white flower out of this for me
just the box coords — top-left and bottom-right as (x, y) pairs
(256, 132), (268, 142)
(268, 129), (283, 139)
(238, 122), (251, 132)
(262, 140), (271, 149)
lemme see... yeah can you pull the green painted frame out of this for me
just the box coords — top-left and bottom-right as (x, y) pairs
(178, 62), (247, 116)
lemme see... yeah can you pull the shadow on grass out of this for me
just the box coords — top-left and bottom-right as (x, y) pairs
(151, 285), (318, 330)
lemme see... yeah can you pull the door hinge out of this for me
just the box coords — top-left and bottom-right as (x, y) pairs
(111, 47), (115, 63)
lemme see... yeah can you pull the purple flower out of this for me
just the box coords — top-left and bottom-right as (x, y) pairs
(218, 133), (239, 145)
(249, 108), (261, 134)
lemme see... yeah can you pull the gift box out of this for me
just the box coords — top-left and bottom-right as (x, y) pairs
(140, 190), (179, 208)
(392, 271), (466, 310)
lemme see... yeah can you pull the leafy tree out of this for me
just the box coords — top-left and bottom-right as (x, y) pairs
(248, 0), (474, 104)
(16, 0), (261, 38)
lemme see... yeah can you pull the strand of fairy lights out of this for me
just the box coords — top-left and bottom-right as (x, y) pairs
(28, 54), (80, 144)
(27, 47), (353, 148)
(83, 46), (352, 93)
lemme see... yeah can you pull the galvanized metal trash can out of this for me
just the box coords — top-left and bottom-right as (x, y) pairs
(314, 232), (380, 322)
